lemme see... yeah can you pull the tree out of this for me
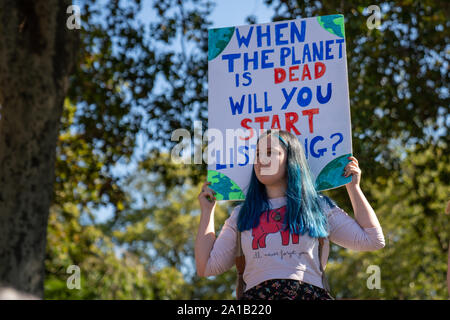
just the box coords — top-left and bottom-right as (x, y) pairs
(0, 0), (78, 297)
(45, 150), (236, 299)
(43, 0), (215, 299)
(256, 0), (449, 299)
(3, 0), (447, 299)
(108, 151), (237, 299)
(0, 0), (160, 297)
(327, 143), (449, 299)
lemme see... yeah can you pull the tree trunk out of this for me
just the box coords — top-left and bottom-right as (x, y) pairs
(0, 0), (77, 297)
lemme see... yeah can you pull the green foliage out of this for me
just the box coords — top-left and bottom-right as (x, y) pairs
(110, 151), (237, 299)
(264, 0), (449, 178)
(45, 0), (214, 299)
(44, 0), (448, 299)
(326, 143), (449, 299)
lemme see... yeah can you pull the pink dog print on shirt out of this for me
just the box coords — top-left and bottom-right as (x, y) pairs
(251, 206), (299, 249)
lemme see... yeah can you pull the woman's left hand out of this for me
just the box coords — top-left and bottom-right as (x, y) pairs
(343, 156), (361, 188)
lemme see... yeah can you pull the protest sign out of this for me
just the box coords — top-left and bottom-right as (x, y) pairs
(207, 14), (353, 201)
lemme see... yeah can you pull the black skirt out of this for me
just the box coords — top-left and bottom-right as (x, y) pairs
(239, 278), (334, 300)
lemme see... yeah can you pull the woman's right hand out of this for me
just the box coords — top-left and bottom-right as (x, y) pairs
(198, 181), (217, 213)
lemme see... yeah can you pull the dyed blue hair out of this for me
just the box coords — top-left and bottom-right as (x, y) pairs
(237, 129), (337, 238)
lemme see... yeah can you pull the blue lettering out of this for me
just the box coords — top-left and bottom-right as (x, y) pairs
(254, 93), (262, 113)
(242, 72), (252, 86)
(281, 87), (297, 110)
(275, 23), (289, 45)
(310, 136), (327, 158)
(229, 95), (245, 115)
(325, 40), (334, 60)
(317, 83), (332, 104)
(312, 41), (323, 61)
(336, 39), (344, 58)
(261, 49), (274, 69)
(215, 150), (227, 170)
(297, 87), (312, 107)
(243, 51), (258, 71)
(290, 20), (306, 43)
(238, 146), (249, 166)
(222, 53), (241, 72)
(280, 47), (291, 67)
(256, 25), (271, 47)
(302, 44), (312, 63)
(291, 46), (301, 65)
(264, 91), (272, 112)
(236, 27), (254, 48)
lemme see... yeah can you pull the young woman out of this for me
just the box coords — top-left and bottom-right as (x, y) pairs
(195, 129), (385, 300)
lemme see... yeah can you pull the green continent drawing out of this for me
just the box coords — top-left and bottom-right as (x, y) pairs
(315, 154), (352, 191)
(208, 27), (235, 61)
(207, 170), (245, 201)
(317, 14), (345, 38)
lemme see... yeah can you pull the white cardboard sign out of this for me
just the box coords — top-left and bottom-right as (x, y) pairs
(207, 14), (353, 201)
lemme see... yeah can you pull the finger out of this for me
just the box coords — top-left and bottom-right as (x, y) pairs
(343, 165), (356, 173)
(201, 183), (215, 196)
(200, 186), (215, 196)
(344, 170), (354, 176)
(199, 192), (215, 202)
(203, 189), (216, 201)
(343, 166), (358, 173)
(345, 169), (360, 177)
(202, 181), (211, 189)
(204, 186), (217, 195)
(199, 185), (215, 198)
(347, 161), (358, 167)
(348, 156), (358, 163)
(346, 160), (358, 167)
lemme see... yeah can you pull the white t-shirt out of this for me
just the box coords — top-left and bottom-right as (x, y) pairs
(204, 196), (385, 292)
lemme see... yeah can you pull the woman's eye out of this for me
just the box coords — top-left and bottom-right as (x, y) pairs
(256, 150), (274, 159)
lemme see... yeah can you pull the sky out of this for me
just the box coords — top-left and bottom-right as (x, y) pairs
(210, 0), (274, 28)
(88, 0), (448, 224)
(84, 1), (448, 273)
(90, 0), (276, 223)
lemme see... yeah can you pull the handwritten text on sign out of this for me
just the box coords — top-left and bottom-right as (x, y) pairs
(208, 15), (352, 201)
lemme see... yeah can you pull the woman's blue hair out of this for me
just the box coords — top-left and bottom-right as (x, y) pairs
(236, 129), (337, 238)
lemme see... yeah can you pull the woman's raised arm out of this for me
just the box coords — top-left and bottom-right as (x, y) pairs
(195, 182), (217, 277)
(195, 182), (239, 277)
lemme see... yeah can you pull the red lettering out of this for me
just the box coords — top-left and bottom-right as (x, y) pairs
(289, 66), (299, 82)
(314, 62), (326, 79)
(274, 68), (286, 84)
(271, 114), (281, 130)
(239, 111), (320, 136)
(240, 118), (254, 140)
(302, 108), (319, 133)
(254, 116), (270, 130)
(301, 64), (312, 81)
(284, 112), (301, 135)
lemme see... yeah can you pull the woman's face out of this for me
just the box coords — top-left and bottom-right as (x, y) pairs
(254, 134), (287, 186)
